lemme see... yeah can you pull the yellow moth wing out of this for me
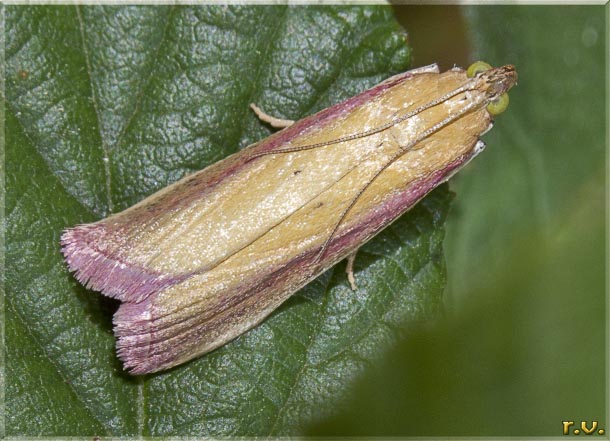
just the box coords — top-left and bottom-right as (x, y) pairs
(80, 68), (489, 276)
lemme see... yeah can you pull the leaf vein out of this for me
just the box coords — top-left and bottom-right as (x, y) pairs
(75, 5), (113, 214)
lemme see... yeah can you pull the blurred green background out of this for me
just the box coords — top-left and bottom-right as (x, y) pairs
(312, 5), (608, 436)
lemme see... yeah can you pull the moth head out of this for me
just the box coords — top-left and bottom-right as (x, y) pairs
(467, 61), (518, 115)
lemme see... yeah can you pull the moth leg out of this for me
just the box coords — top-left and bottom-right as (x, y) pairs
(250, 103), (294, 129)
(346, 251), (359, 291)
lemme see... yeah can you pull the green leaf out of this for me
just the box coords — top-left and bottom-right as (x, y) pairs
(5, 5), (451, 436)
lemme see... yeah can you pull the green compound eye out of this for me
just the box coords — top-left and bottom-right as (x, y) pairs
(487, 93), (510, 115)
(467, 61), (493, 78)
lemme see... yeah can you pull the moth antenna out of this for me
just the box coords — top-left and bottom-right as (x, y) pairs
(246, 82), (477, 162)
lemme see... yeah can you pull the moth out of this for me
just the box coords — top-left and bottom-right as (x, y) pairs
(62, 62), (517, 374)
